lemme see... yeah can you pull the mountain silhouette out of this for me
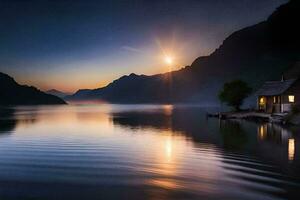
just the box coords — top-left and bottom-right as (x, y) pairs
(46, 89), (71, 98)
(0, 72), (66, 105)
(284, 62), (300, 79)
(66, 0), (300, 104)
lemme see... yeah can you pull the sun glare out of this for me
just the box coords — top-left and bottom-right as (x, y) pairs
(165, 56), (173, 65)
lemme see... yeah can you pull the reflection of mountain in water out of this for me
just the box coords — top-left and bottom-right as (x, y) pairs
(112, 111), (172, 131)
(112, 107), (220, 144)
(112, 108), (300, 199)
(112, 108), (299, 165)
(219, 120), (248, 150)
(0, 108), (17, 134)
(112, 108), (253, 150)
(0, 108), (38, 134)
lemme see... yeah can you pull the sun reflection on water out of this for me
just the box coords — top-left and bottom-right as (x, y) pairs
(165, 137), (173, 162)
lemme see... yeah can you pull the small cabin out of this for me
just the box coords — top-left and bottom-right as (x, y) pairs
(256, 78), (300, 113)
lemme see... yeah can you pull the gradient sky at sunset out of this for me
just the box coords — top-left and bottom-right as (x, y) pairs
(0, 0), (286, 92)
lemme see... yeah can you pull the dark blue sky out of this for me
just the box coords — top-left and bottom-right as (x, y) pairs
(0, 0), (286, 92)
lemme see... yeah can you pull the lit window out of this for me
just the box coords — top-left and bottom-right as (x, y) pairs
(260, 97), (264, 104)
(288, 95), (295, 103)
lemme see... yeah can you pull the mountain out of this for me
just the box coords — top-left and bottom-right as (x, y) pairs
(46, 89), (71, 98)
(284, 62), (300, 79)
(66, 0), (300, 104)
(0, 72), (66, 105)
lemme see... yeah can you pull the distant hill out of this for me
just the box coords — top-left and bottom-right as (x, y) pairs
(46, 89), (71, 98)
(66, 0), (300, 104)
(0, 72), (66, 105)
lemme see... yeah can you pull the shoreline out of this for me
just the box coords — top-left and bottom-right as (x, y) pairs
(206, 111), (296, 125)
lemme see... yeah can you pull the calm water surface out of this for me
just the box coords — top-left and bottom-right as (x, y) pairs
(0, 104), (300, 200)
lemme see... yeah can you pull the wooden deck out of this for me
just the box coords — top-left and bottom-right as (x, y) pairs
(207, 111), (288, 124)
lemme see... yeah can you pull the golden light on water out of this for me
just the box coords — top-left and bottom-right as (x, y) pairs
(10, 106), (226, 195)
(258, 124), (267, 140)
(288, 138), (295, 161)
(165, 138), (173, 161)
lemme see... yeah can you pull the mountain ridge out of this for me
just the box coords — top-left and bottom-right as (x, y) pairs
(46, 89), (71, 98)
(0, 72), (66, 105)
(66, 0), (300, 104)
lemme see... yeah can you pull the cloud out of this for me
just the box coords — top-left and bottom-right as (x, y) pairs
(121, 46), (143, 53)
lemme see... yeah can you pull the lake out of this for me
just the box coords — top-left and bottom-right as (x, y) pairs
(0, 104), (299, 200)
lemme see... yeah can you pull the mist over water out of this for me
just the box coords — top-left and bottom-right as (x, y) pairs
(0, 104), (299, 200)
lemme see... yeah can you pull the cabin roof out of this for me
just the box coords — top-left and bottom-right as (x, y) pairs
(256, 79), (297, 96)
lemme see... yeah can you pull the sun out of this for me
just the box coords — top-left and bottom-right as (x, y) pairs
(164, 56), (173, 65)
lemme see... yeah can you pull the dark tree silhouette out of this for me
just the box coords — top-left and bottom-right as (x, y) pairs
(218, 80), (252, 111)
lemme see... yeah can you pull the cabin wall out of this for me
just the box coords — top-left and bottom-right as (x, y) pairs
(280, 95), (291, 112)
(266, 96), (274, 113)
(281, 102), (292, 113)
(257, 96), (281, 113)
